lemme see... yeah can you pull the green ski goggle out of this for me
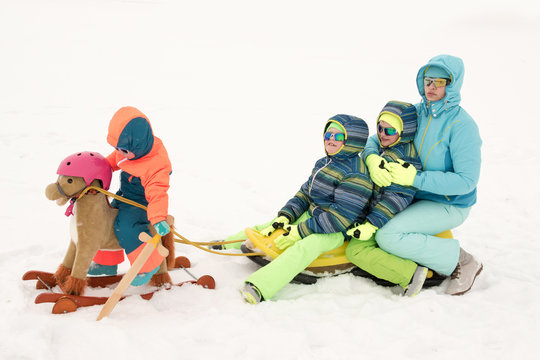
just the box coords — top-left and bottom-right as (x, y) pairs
(324, 132), (345, 141)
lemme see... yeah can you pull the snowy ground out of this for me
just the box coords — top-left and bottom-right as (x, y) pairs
(1, 0), (540, 359)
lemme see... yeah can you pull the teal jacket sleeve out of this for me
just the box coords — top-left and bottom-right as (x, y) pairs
(413, 118), (481, 196)
(361, 134), (380, 161)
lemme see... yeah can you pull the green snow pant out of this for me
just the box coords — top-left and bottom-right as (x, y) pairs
(345, 236), (417, 289)
(222, 220), (275, 250)
(245, 212), (345, 300)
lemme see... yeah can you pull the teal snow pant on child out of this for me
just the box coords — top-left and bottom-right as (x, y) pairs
(245, 212), (344, 300)
(374, 200), (471, 276)
(345, 237), (418, 289)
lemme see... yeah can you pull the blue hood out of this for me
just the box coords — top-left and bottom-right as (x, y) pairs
(416, 54), (464, 111)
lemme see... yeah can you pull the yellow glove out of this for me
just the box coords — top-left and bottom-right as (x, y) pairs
(346, 222), (378, 241)
(365, 154), (392, 187)
(259, 215), (290, 236)
(274, 224), (302, 250)
(387, 159), (417, 187)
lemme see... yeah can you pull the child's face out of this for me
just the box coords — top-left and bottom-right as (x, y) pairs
(324, 128), (345, 155)
(377, 120), (400, 147)
(115, 147), (136, 159)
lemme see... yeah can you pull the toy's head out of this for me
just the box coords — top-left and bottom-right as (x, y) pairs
(45, 151), (112, 205)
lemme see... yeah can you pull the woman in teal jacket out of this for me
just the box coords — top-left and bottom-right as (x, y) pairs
(362, 54), (483, 295)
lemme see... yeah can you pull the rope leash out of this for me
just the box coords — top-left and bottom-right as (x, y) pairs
(77, 186), (263, 257)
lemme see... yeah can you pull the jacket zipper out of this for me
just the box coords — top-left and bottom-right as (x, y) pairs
(418, 110), (432, 157)
(309, 158), (332, 196)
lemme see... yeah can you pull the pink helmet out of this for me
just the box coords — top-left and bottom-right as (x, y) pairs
(57, 151), (112, 190)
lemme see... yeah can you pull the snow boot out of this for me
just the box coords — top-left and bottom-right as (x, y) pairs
(241, 282), (263, 304)
(131, 266), (160, 286)
(404, 266), (428, 297)
(445, 248), (483, 295)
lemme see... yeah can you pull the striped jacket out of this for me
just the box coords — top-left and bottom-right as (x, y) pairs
(278, 114), (372, 238)
(363, 101), (421, 228)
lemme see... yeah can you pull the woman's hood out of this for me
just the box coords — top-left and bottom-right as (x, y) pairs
(416, 54), (464, 108)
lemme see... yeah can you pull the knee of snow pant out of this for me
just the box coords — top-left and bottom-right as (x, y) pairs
(223, 229), (248, 250)
(373, 201), (467, 276)
(246, 231), (343, 300)
(92, 249), (125, 266)
(346, 237), (417, 288)
(127, 242), (164, 274)
(114, 205), (151, 254)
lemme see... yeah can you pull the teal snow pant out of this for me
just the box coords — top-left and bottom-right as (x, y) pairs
(245, 212), (345, 300)
(345, 237), (417, 289)
(374, 200), (471, 276)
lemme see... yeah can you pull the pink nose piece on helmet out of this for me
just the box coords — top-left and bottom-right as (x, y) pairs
(57, 151), (112, 190)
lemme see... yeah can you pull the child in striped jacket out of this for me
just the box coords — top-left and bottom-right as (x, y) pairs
(241, 114), (373, 303)
(345, 101), (427, 297)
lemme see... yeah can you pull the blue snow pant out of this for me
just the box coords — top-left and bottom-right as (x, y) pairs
(114, 203), (151, 254)
(374, 200), (471, 276)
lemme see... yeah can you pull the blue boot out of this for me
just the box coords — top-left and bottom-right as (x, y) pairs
(131, 266), (159, 286)
(88, 262), (118, 276)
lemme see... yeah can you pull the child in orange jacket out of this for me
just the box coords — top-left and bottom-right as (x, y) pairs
(105, 106), (172, 286)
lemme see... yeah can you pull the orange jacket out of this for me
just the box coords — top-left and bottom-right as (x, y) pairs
(105, 107), (172, 225)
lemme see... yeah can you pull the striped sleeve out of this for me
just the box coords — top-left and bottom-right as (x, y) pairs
(366, 184), (416, 228)
(278, 178), (312, 223)
(297, 173), (372, 237)
(366, 143), (421, 228)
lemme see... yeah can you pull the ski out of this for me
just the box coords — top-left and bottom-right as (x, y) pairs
(23, 270), (124, 290)
(35, 275), (216, 314)
(22, 256), (192, 290)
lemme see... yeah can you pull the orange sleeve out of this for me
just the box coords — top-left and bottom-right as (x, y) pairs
(106, 152), (120, 171)
(140, 151), (171, 225)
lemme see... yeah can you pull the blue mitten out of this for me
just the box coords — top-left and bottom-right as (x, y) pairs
(153, 220), (170, 236)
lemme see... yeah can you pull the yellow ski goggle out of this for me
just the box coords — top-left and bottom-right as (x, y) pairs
(423, 77), (450, 88)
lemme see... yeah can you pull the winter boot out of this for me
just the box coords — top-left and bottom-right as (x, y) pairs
(131, 266), (160, 286)
(241, 283), (263, 304)
(445, 248), (483, 295)
(88, 262), (118, 276)
(404, 266), (428, 297)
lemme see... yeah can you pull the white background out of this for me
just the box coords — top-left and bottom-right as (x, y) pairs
(1, 0), (539, 359)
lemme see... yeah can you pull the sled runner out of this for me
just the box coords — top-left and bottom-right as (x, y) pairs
(241, 227), (450, 287)
(23, 256), (215, 315)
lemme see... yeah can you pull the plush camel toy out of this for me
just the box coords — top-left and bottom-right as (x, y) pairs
(45, 151), (175, 296)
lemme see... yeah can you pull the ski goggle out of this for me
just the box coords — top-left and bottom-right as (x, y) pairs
(423, 77), (450, 88)
(378, 124), (398, 136)
(115, 147), (130, 154)
(324, 132), (345, 141)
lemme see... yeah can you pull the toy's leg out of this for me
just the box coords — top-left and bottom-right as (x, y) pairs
(246, 231), (345, 300)
(345, 237), (417, 289)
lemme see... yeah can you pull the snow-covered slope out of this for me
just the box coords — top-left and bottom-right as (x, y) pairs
(1, 1), (539, 359)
